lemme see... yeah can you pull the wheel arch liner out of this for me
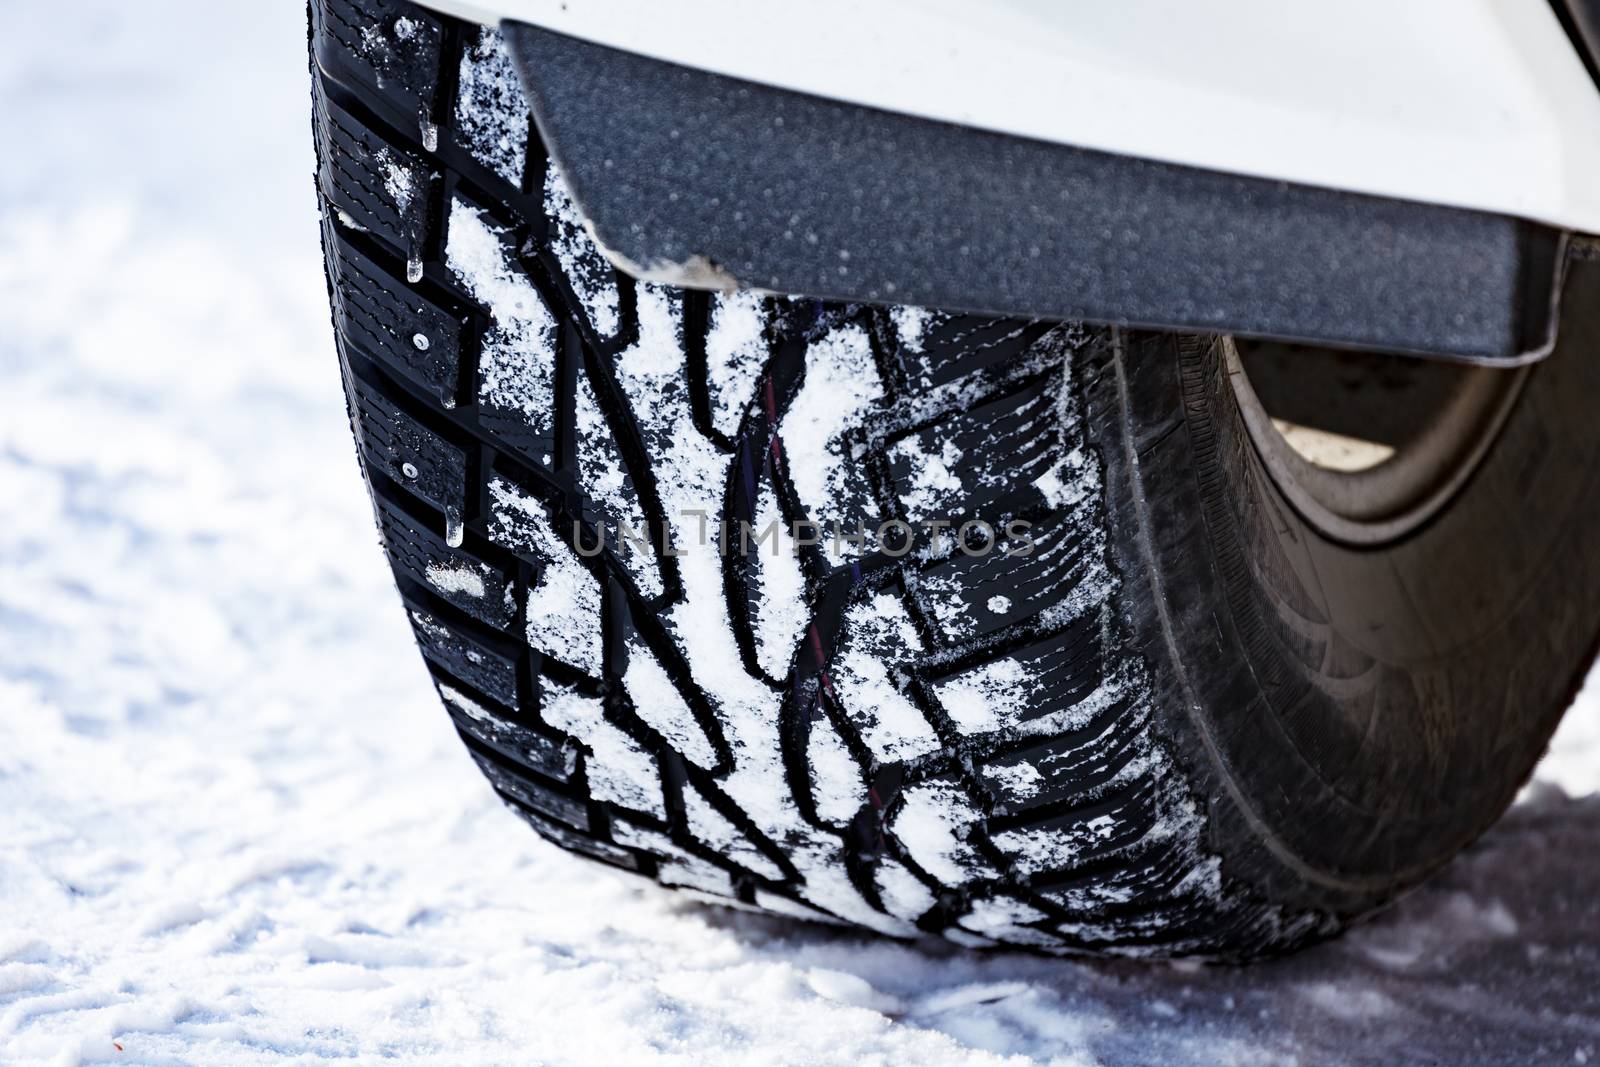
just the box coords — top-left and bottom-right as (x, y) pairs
(504, 23), (1564, 363)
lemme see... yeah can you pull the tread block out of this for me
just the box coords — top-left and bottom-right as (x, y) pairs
(804, 702), (866, 825)
(314, 84), (434, 262)
(887, 373), (1060, 524)
(779, 323), (886, 561)
(573, 368), (663, 599)
(408, 607), (519, 706)
(473, 752), (590, 830)
(1034, 841), (1193, 917)
(446, 196), (559, 467)
(326, 227), (464, 404)
(987, 778), (1161, 879)
(830, 590), (941, 763)
(888, 778), (1002, 885)
(503, 801), (644, 872)
(487, 479), (605, 677)
(887, 310), (1048, 391)
(543, 165), (624, 339)
(913, 511), (1099, 643)
(977, 694), (1144, 815)
(538, 682), (666, 820)
(312, 0), (447, 124)
(437, 681), (577, 783)
(703, 290), (769, 436)
(928, 614), (1106, 737)
(375, 495), (515, 629)
(345, 372), (468, 517)
(622, 638), (720, 770)
(955, 894), (1057, 947)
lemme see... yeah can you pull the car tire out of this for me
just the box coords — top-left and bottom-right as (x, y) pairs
(309, 0), (1600, 958)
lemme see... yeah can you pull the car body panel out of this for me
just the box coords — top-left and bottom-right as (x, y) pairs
(420, 0), (1600, 234)
(504, 22), (1564, 363)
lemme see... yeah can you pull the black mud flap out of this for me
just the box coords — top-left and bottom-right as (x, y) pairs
(503, 23), (1567, 364)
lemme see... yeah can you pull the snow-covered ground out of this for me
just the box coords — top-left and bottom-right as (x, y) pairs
(1, 2), (1597, 1064)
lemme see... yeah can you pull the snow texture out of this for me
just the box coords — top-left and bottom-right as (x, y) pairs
(487, 478), (603, 675)
(623, 638), (719, 769)
(751, 483), (810, 678)
(807, 710), (868, 825)
(705, 289), (770, 438)
(2, 3), (1599, 1064)
(544, 165), (622, 338)
(892, 305), (936, 354)
(452, 26), (528, 188)
(423, 560), (487, 599)
(780, 323), (883, 563)
(833, 591), (942, 762)
(574, 365), (662, 597)
(447, 196), (555, 428)
(540, 684), (665, 819)
(937, 656), (1039, 736)
(377, 145), (415, 212)
(891, 435), (967, 522)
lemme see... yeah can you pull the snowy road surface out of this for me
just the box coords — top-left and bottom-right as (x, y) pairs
(2, 3), (1598, 1064)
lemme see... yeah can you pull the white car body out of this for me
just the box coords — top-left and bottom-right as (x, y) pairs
(419, 0), (1600, 235)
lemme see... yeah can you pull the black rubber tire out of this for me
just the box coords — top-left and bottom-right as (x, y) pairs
(309, 0), (1600, 959)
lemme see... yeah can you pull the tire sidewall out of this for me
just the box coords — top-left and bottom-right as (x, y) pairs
(1088, 257), (1600, 917)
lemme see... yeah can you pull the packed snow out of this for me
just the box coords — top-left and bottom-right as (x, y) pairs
(1, 2), (1598, 1064)
(545, 167), (622, 340)
(487, 478), (603, 674)
(447, 197), (556, 427)
(832, 592), (943, 762)
(453, 26), (528, 189)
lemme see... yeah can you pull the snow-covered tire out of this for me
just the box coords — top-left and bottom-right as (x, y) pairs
(310, 0), (1600, 959)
